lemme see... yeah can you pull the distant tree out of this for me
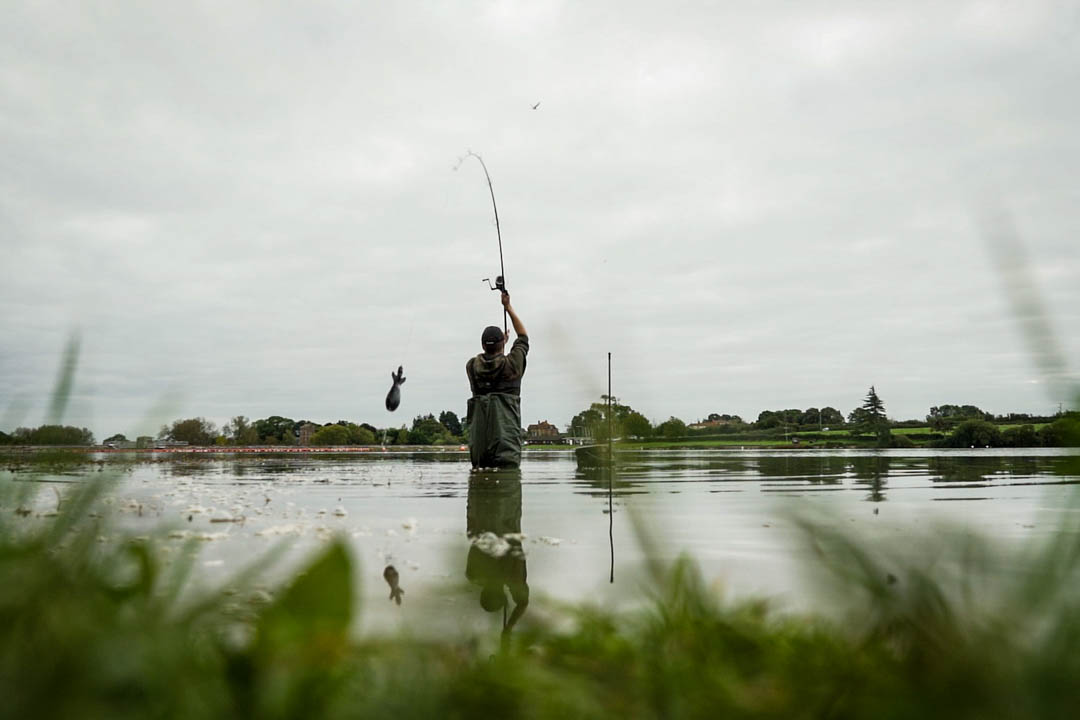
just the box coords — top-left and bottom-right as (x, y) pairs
(162, 418), (217, 446)
(568, 397), (636, 440)
(655, 417), (687, 440)
(1036, 414), (1080, 447)
(820, 407), (844, 426)
(254, 416), (296, 444)
(439, 411), (463, 437)
(756, 411), (782, 429)
(861, 387), (886, 422)
(945, 420), (1002, 448)
(311, 424), (350, 446)
(847, 408), (873, 426)
(927, 404), (991, 429)
(13, 424), (95, 446)
(409, 415), (450, 445)
(224, 416), (259, 446)
(850, 387), (889, 446)
(623, 412), (652, 439)
(0, 430), (11, 445)
(757, 410), (801, 429)
(1001, 424), (1038, 448)
(104, 433), (128, 444)
(345, 423), (375, 445)
(569, 407), (604, 437)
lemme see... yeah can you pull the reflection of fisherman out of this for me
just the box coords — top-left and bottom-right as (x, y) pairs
(466, 291), (528, 469)
(466, 472), (528, 634)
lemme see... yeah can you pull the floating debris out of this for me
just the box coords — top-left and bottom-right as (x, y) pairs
(333, 506), (348, 517)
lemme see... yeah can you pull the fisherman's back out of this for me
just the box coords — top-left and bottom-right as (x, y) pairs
(466, 335), (529, 396)
(466, 293), (529, 469)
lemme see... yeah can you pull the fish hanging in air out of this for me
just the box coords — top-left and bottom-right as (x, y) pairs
(385, 366), (406, 411)
(383, 565), (404, 605)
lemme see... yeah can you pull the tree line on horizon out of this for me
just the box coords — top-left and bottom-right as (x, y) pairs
(0, 388), (1072, 448)
(569, 387), (1076, 448)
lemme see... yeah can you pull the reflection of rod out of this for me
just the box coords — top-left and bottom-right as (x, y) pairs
(608, 352), (614, 584)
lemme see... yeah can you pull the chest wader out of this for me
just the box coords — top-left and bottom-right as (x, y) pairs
(467, 392), (523, 468)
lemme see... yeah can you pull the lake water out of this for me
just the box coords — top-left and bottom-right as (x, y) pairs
(7, 448), (1080, 635)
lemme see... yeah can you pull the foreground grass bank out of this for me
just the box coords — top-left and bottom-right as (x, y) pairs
(3, 472), (1080, 719)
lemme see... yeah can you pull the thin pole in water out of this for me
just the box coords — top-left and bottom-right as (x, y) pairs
(608, 351), (614, 584)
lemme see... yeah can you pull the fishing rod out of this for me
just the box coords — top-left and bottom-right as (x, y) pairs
(455, 150), (508, 336)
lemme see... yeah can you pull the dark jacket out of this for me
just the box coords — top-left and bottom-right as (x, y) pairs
(466, 335), (529, 396)
(466, 335), (529, 468)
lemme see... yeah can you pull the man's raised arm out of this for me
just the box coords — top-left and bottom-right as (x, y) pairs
(502, 292), (527, 338)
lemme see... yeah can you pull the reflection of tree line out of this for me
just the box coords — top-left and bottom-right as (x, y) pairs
(573, 453), (1076, 504)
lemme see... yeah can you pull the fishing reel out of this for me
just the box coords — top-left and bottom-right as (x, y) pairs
(482, 275), (506, 292)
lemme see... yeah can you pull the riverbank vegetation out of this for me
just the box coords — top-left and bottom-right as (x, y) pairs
(3, 470), (1079, 718)
(569, 388), (1077, 450)
(3, 391), (1073, 451)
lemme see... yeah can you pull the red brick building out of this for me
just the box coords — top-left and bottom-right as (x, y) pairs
(526, 420), (561, 444)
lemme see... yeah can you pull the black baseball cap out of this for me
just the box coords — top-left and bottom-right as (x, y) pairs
(481, 326), (504, 350)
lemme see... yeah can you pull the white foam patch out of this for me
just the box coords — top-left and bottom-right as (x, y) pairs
(472, 531), (511, 557)
(256, 524), (304, 537)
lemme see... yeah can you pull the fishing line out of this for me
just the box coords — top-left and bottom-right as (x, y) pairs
(454, 150), (508, 336)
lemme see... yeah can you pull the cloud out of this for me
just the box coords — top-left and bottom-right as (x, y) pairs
(1, 0), (1078, 436)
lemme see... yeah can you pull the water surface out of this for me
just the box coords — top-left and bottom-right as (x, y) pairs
(7, 448), (1079, 634)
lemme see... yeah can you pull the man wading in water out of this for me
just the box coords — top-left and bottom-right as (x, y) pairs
(466, 291), (528, 470)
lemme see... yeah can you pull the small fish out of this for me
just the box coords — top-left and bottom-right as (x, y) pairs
(385, 365), (406, 411)
(383, 565), (404, 605)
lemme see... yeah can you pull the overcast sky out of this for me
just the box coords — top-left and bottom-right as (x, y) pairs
(2, 0), (1079, 439)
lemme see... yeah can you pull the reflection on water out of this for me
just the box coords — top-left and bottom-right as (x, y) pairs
(466, 471), (528, 638)
(11, 448), (1077, 625)
(570, 449), (1079, 503)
